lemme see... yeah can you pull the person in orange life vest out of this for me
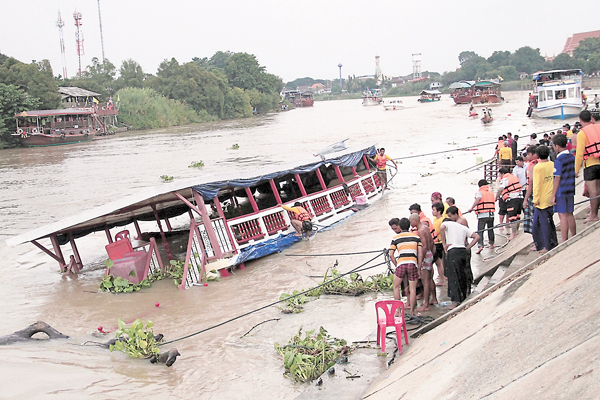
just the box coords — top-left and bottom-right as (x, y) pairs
(370, 148), (397, 190)
(496, 166), (523, 240)
(431, 202), (446, 286)
(445, 197), (462, 216)
(494, 136), (505, 158)
(281, 202), (312, 237)
(467, 179), (496, 254)
(575, 110), (600, 223)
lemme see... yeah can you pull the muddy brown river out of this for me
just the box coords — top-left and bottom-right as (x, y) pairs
(0, 92), (561, 399)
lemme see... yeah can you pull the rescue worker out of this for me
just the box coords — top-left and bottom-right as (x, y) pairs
(496, 167), (523, 240)
(575, 110), (600, 223)
(467, 179), (496, 254)
(370, 148), (397, 191)
(281, 202), (313, 238)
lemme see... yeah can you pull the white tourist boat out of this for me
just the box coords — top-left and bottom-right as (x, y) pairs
(363, 89), (383, 106)
(529, 69), (583, 120)
(383, 99), (404, 110)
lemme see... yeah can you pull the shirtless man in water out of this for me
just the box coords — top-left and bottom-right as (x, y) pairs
(410, 214), (438, 311)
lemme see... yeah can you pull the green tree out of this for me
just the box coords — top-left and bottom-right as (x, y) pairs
(487, 51), (511, 68)
(551, 53), (581, 70)
(0, 83), (41, 146)
(498, 65), (519, 81)
(510, 46), (547, 74)
(0, 57), (61, 109)
(459, 51), (478, 65)
(114, 59), (145, 91)
(223, 52), (282, 94)
(573, 38), (600, 61)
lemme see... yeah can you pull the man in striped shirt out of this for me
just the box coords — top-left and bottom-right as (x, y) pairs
(389, 217), (422, 315)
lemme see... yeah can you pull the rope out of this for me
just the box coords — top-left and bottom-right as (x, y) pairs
(393, 141), (496, 162)
(158, 250), (387, 346)
(286, 249), (384, 257)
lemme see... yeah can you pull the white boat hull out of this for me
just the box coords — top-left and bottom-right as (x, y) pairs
(531, 103), (582, 120)
(383, 104), (403, 110)
(363, 99), (382, 106)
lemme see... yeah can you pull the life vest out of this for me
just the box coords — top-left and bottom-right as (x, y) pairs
(497, 140), (504, 149)
(501, 173), (522, 201)
(475, 186), (496, 214)
(582, 124), (600, 160)
(375, 154), (387, 170)
(418, 212), (435, 237)
(294, 206), (311, 221)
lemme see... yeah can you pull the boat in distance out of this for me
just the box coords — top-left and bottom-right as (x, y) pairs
(471, 80), (502, 104)
(528, 69), (583, 120)
(7, 143), (385, 289)
(13, 107), (118, 147)
(363, 89), (383, 106)
(418, 90), (441, 102)
(449, 81), (475, 104)
(383, 99), (404, 110)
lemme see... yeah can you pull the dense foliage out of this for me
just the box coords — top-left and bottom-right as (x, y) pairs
(109, 319), (161, 358)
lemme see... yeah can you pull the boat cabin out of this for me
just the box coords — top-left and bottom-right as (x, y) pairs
(471, 81), (502, 104)
(418, 90), (441, 102)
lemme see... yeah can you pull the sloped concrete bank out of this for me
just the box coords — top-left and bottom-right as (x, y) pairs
(362, 220), (600, 400)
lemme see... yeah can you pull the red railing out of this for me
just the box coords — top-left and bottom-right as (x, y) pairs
(330, 189), (350, 208)
(361, 177), (375, 194)
(263, 211), (289, 235)
(230, 219), (265, 244)
(285, 201), (314, 221)
(373, 173), (382, 188)
(348, 183), (363, 200)
(310, 195), (333, 216)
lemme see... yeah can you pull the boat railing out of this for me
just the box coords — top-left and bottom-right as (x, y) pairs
(133, 237), (165, 278)
(225, 170), (380, 248)
(180, 219), (208, 289)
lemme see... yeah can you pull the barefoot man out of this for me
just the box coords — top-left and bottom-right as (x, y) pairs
(388, 217), (422, 316)
(371, 148), (397, 191)
(280, 202), (312, 238)
(575, 110), (600, 223)
(409, 214), (437, 311)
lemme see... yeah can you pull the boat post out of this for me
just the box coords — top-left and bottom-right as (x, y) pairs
(294, 174), (307, 196)
(334, 166), (345, 183)
(245, 187), (259, 213)
(68, 232), (83, 271)
(133, 220), (142, 240)
(105, 227), (113, 244)
(362, 155), (371, 170)
(212, 196), (238, 254)
(30, 237), (66, 271)
(191, 191), (224, 259)
(315, 169), (327, 191)
(151, 204), (173, 261)
(269, 179), (282, 203)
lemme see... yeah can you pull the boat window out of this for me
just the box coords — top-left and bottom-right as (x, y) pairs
(576, 87), (581, 99)
(546, 90), (553, 100)
(276, 174), (303, 203)
(539, 91), (546, 102)
(300, 171), (325, 195)
(555, 90), (566, 100)
(568, 88), (574, 98)
(217, 191), (255, 220)
(254, 182), (279, 211)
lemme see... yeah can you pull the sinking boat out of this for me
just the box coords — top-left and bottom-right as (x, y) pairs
(6, 143), (384, 289)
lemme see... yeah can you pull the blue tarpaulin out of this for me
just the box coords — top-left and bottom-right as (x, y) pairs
(192, 146), (376, 200)
(235, 233), (302, 264)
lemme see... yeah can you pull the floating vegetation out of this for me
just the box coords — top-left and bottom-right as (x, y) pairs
(188, 160), (205, 168)
(275, 327), (352, 382)
(279, 269), (394, 313)
(160, 175), (174, 182)
(109, 319), (161, 358)
(230, 143), (240, 150)
(100, 259), (187, 293)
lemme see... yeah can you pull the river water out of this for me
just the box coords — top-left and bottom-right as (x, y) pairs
(0, 92), (562, 399)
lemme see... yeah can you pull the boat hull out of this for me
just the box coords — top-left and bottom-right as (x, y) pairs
(453, 95), (472, 104)
(383, 104), (403, 110)
(531, 104), (582, 120)
(472, 94), (501, 104)
(363, 99), (382, 106)
(418, 98), (440, 103)
(19, 133), (94, 147)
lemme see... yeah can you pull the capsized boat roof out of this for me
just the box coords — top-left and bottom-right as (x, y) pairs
(6, 143), (377, 247)
(532, 69), (583, 81)
(14, 109), (95, 118)
(420, 90), (441, 95)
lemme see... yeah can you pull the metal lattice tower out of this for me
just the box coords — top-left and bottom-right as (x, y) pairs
(97, 0), (105, 63)
(73, 11), (84, 77)
(56, 11), (68, 79)
(375, 56), (382, 84)
(412, 53), (421, 80)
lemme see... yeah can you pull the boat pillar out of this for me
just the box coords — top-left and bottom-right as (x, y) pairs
(68, 232), (83, 271)
(151, 204), (173, 261)
(315, 168), (327, 191)
(212, 196), (238, 254)
(362, 155), (371, 170)
(133, 220), (142, 240)
(245, 187), (259, 213)
(295, 174), (307, 196)
(192, 191), (224, 259)
(334, 166), (345, 183)
(31, 236), (66, 270)
(269, 179), (282, 204)
(105, 227), (113, 244)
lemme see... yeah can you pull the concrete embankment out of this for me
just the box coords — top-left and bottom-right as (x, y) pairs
(362, 213), (600, 399)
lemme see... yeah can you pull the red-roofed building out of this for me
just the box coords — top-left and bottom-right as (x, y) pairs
(562, 30), (600, 56)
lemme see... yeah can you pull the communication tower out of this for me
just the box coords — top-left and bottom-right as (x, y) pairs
(375, 56), (383, 85)
(97, 0), (105, 62)
(412, 53), (421, 80)
(73, 11), (85, 77)
(56, 11), (68, 79)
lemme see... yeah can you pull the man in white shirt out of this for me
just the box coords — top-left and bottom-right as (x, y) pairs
(440, 206), (480, 309)
(513, 156), (527, 197)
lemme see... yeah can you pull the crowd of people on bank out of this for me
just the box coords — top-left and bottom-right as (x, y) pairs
(385, 109), (600, 316)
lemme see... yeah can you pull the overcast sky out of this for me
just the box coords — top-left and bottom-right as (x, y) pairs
(1, 0), (598, 83)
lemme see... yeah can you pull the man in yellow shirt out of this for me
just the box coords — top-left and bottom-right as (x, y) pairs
(575, 110), (600, 223)
(499, 140), (513, 168)
(532, 146), (558, 253)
